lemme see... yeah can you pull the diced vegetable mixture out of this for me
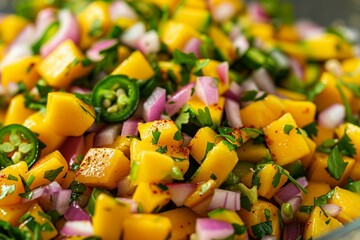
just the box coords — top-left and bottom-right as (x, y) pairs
(1, 0), (360, 239)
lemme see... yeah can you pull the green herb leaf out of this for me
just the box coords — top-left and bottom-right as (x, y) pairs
(327, 146), (348, 181)
(151, 129), (161, 145)
(241, 90), (267, 102)
(44, 166), (64, 182)
(156, 183), (168, 191)
(307, 82), (326, 101)
(196, 107), (213, 127)
(338, 133), (356, 158)
(251, 221), (273, 239)
(283, 124), (294, 135)
(68, 181), (87, 202)
(264, 209), (271, 221)
(88, 19), (103, 37)
(299, 205), (313, 214)
(156, 145), (168, 154)
(7, 174), (18, 181)
(222, 140), (237, 151)
(173, 130), (182, 141)
(194, 59), (210, 75)
(302, 122), (318, 139)
(242, 128), (264, 139)
(272, 169), (282, 188)
(232, 223), (247, 235)
(0, 184), (15, 200)
(345, 180), (360, 193)
(210, 173), (217, 180)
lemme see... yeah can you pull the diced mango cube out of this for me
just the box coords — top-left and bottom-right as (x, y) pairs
(236, 141), (269, 163)
(0, 202), (33, 226)
(188, 127), (217, 163)
(329, 186), (360, 223)
(335, 123), (360, 161)
(0, 15), (29, 44)
(4, 94), (35, 126)
(208, 26), (235, 62)
(184, 179), (216, 208)
(255, 164), (288, 199)
(282, 99), (316, 127)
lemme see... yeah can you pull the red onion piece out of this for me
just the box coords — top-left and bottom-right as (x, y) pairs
(116, 198), (138, 213)
(217, 62), (229, 85)
(296, 20), (324, 40)
(137, 30), (160, 55)
(318, 104), (345, 129)
(1, 44), (33, 69)
(110, 1), (138, 21)
(165, 83), (195, 116)
(167, 183), (196, 207)
(93, 123), (122, 147)
(10, 24), (37, 47)
(248, 2), (270, 23)
(283, 221), (302, 240)
(275, 177), (308, 204)
(121, 22), (146, 48)
(86, 39), (118, 62)
(224, 81), (242, 101)
(252, 68), (276, 94)
(183, 38), (201, 58)
(59, 136), (85, 166)
(121, 118), (140, 137)
(195, 77), (219, 106)
(321, 204), (342, 217)
(64, 201), (91, 221)
(51, 189), (72, 215)
(69, 86), (92, 94)
(233, 35), (249, 57)
(34, 8), (56, 39)
(225, 98), (243, 129)
(196, 218), (235, 240)
(40, 9), (80, 57)
(289, 58), (304, 80)
(143, 87), (166, 122)
(21, 187), (46, 203)
(60, 221), (94, 237)
(47, 181), (62, 193)
(208, 188), (241, 211)
(282, 196), (302, 223)
(211, 3), (236, 23)
(181, 133), (192, 147)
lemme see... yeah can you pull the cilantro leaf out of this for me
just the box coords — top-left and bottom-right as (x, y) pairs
(327, 146), (348, 181)
(156, 145), (168, 154)
(0, 184), (15, 200)
(283, 124), (294, 135)
(345, 180), (360, 193)
(307, 82), (325, 101)
(194, 59), (210, 75)
(251, 221), (273, 239)
(242, 128), (263, 139)
(272, 169), (282, 188)
(68, 181), (87, 202)
(196, 107), (213, 127)
(337, 133), (356, 158)
(7, 174), (18, 181)
(201, 142), (214, 162)
(302, 122), (318, 139)
(173, 130), (182, 141)
(44, 166), (64, 182)
(222, 140), (237, 151)
(241, 90), (267, 102)
(151, 129), (161, 145)
(88, 19), (103, 37)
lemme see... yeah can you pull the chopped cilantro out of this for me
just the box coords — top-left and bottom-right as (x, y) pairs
(210, 173), (217, 180)
(7, 174), (18, 181)
(299, 206), (313, 214)
(156, 145), (168, 154)
(201, 142), (214, 162)
(43, 166), (64, 182)
(68, 181), (87, 202)
(251, 221), (273, 239)
(156, 183), (168, 191)
(222, 140), (237, 151)
(151, 129), (161, 145)
(241, 90), (267, 102)
(173, 130), (182, 141)
(242, 128), (263, 139)
(307, 82), (326, 101)
(196, 107), (213, 127)
(345, 180), (360, 193)
(337, 133), (356, 158)
(302, 122), (318, 139)
(0, 184), (15, 200)
(272, 168), (282, 188)
(283, 124), (294, 135)
(88, 19), (103, 37)
(327, 146), (348, 180)
(264, 209), (271, 221)
(232, 223), (247, 235)
(194, 59), (210, 75)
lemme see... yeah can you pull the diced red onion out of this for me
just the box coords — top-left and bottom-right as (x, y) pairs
(34, 8), (56, 39)
(93, 123), (122, 147)
(10, 24), (37, 47)
(86, 39), (118, 62)
(110, 1), (138, 21)
(208, 188), (241, 211)
(117, 176), (136, 198)
(224, 81), (242, 101)
(318, 104), (345, 129)
(196, 218), (235, 240)
(233, 35), (249, 57)
(275, 177), (308, 204)
(60, 221), (94, 237)
(321, 204), (342, 218)
(116, 197), (138, 213)
(283, 221), (302, 240)
(51, 189), (72, 215)
(47, 181), (62, 193)
(248, 3), (270, 23)
(143, 87), (166, 122)
(261, 236), (277, 240)
(59, 136), (85, 166)
(296, 20), (324, 40)
(121, 118), (140, 136)
(181, 133), (192, 147)
(121, 22), (146, 49)
(167, 183), (196, 207)
(324, 59), (343, 77)
(289, 58), (304, 80)
(41, 9), (80, 57)
(21, 187), (46, 203)
(217, 62), (229, 85)
(136, 30), (160, 55)
(282, 196), (302, 223)
(241, 78), (259, 92)
(183, 38), (201, 58)
(195, 77), (219, 106)
(225, 98), (243, 129)
(165, 83), (195, 116)
(252, 68), (276, 94)
(1, 44), (33, 69)
(64, 201), (91, 221)
(211, 3), (236, 23)
(68, 86), (92, 94)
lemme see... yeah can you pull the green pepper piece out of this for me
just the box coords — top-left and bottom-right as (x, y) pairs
(0, 124), (39, 169)
(92, 75), (140, 122)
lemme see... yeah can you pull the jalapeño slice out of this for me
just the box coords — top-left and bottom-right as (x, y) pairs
(92, 74), (140, 122)
(0, 124), (39, 169)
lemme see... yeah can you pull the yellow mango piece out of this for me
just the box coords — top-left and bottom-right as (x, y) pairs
(2, 56), (41, 89)
(335, 123), (360, 161)
(160, 21), (200, 52)
(236, 141), (269, 163)
(349, 161), (360, 180)
(129, 138), (157, 167)
(105, 135), (132, 158)
(4, 94), (35, 126)
(0, 161), (27, 205)
(112, 51), (155, 80)
(282, 99), (316, 127)
(138, 120), (183, 148)
(188, 127), (218, 163)
(276, 88), (307, 101)
(146, 0), (181, 12)
(184, 179), (216, 208)
(187, 96), (225, 128)
(132, 151), (175, 185)
(248, 22), (274, 41)
(93, 193), (131, 239)
(296, 182), (331, 223)
(304, 207), (343, 240)
(25, 150), (68, 189)
(19, 203), (58, 239)
(303, 33), (354, 60)
(173, 7), (211, 32)
(308, 152), (354, 188)
(159, 207), (198, 240)
(208, 26), (236, 62)
(255, 164), (288, 199)
(23, 111), (66, 157)
(300, 136), (317, 168)
(342, 57), (360, 75)
(0, 202), (32, 226)
(76, 148), (130, 189)
(263, 113), (310, 166)
(77, 1), (112, 49)
(312, 125), (334, 147)
(240, 95), (286, 129)
(117, 45), (132, 64)
(132, 182), (171, 213)
(329, 186), (360, 223)
(165, 146), (190, 175)
(44, 92), (95, 137)
(123, 214), (172, 240)
(276, 25), (300, 42)
(183, 0), (207, 9)
(208, 209), (247, 240)
(0, 15), (28, 44)
(239, 200), (281, 240)
(191, 141), (238, 188)
(37, 40), (93, 89)
(314, 72), (353, 112)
